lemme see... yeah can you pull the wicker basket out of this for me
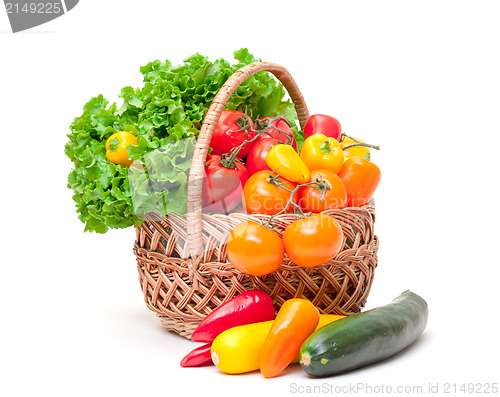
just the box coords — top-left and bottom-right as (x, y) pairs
(133, 62), (379, 339)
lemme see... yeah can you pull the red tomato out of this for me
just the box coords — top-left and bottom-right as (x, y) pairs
(255, 117), (297, 150)
(242, 171), (298, 215)
(202, 155), (248, 214)
(304, 114), (342, 140)
(210, 110), (256, 159)
(338, 157), (381, 207)
(246, 138), (279, 176)
(227, 221), (284, 276)
(298, 169), (347, 212)
(283, 213), (344, 268)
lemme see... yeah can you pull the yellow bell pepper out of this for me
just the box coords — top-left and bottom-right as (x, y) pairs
(265, 144), (310, 184)
(300, 133), (344, 174)
(210, 314), (345, 374)
(105, 131), (137, 167)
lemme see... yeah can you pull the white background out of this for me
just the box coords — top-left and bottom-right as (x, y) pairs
(1, 1), (499, 396)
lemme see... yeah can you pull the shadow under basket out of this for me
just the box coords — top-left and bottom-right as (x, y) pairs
(133, 200), (379, 339)
(132, 61), (379, 339)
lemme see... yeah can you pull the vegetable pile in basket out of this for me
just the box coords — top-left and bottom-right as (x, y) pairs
(203, 111), (382, 276)
(180, 290), (428, 378)
(64, 49), (299, 233)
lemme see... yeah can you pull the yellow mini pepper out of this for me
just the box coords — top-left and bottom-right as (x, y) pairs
(300, 133), (344, 174)
(105, 131), (137, 167)
(265, 144), (311, 184)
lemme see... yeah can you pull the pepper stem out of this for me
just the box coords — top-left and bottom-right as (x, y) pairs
(319, 140), (334, 154)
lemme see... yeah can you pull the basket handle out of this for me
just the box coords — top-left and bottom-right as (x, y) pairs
(185, 62), (310, 257)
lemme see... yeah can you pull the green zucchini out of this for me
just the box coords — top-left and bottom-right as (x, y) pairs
(299, 290), (428, 377)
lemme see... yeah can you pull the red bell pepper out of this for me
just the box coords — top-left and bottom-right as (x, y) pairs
(180, 343), (213, 367)
(191, 290), (275, 343)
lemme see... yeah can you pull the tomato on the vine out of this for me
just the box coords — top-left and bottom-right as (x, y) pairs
(245, 137), (278, 176)
(304, 114), (342, 140)
(283, 213), (344, 268)
(227, 221), (284, 276)
(338, 157), (381, 207)
(254, 117), (297, 150)
(202, 155), (248, 214)
(243, 170), (298, 215)
(298, 169), (347, 212)
(210, 110), (256, 159)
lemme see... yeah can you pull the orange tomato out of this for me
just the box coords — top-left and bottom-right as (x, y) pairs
(242, 170), (298, 215)
(338, 157), (381, 207)
(227, 221), (284, 276)
(105, 131), (137, 167)
(283, 214), (343, 268)
(260, 299), (320, 378)
(298, 169), (347, 212)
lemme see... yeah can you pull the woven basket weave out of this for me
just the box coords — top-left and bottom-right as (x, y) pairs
(133, 62), (379, 339)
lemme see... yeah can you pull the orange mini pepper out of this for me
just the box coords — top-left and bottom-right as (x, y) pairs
(300, 133), (344, 174)
(260, 299), (320, 378)
(265, 144), (311, 184)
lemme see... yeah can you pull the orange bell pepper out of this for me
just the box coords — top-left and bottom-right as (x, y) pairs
(265, 144), (311, 184)
(300, 133), (344, 174)
(260, 299), (320, 378)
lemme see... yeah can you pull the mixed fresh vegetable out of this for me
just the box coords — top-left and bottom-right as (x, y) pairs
(178, 108), (411, 378)
(67, 50), (425, 379)
(181, 290), (428, 378)
(65, 49), (299, 233)
(205, 109), (382, 275)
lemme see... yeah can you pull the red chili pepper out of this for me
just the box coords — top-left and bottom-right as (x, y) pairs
(191, 290), (275, 343)
(180, 343), (213, 367)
